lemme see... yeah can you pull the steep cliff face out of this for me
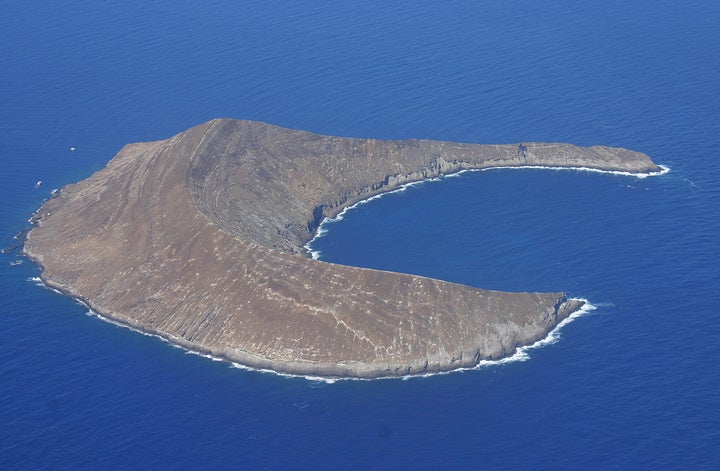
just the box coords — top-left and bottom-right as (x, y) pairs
(24, 119), (658, 378)
(186, 120), (658, 255)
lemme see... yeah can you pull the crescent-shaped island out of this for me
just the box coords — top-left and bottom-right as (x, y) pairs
(23, 119), (661, 378)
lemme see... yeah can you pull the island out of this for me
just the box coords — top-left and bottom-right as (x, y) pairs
(23, 119), (661, 378)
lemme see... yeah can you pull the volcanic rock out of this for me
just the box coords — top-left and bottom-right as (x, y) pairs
(24, 119), (660, 378)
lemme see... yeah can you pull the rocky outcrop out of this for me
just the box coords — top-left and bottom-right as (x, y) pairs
(24, 119), (659, 378)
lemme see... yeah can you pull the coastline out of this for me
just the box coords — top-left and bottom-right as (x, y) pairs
(24, 233), (586, 380)
(305, 164), (670, 260)
(24, 163), (665, 381)
(26, 270), (593, 383)
(22, 120), (667, 381)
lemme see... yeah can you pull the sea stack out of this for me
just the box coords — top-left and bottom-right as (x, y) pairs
(24, 119), (660, 378)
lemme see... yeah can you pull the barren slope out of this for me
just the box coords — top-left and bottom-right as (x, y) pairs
(24, 119), (659, 377)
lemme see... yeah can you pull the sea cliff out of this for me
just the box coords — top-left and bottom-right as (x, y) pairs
(24, 119), (660, 378)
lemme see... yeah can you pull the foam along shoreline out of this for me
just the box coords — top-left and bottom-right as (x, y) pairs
(27, 273), (594, 384)
(233, 298), (596, 383)
(27, 241), (586, 380)
(24, 119), (663, 380)
(305, 164), (670, 260)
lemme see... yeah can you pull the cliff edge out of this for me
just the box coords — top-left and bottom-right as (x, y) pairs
(24, 119), (660, 378)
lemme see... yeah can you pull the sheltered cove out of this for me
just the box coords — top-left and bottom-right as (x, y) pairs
(24, 119), (661, 378)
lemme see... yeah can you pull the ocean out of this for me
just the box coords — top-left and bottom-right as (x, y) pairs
(2, 1), (719, 469)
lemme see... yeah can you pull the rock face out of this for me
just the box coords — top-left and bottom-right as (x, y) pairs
(24, 119), (659, 378)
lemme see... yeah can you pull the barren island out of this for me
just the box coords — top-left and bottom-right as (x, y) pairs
(24, 119), (660, 378)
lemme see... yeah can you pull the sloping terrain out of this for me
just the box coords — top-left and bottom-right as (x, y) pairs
(24, 119), (658, 377)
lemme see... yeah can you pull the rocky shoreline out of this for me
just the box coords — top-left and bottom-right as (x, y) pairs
(26, 254), (589, 379)
(24, 119), (660, 379)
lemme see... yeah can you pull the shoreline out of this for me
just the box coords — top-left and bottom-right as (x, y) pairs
(25, 245), (586, 381)
(305, 163), (670, 259)
(27, 272), (594, 383)
(22, 120), (667, 382)
(22, 162), (663, 382)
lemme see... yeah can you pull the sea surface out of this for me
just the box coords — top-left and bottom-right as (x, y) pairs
(2, 1), (719, 469)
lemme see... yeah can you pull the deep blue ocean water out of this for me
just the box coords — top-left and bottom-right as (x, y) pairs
(2, 1), (719, 469)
